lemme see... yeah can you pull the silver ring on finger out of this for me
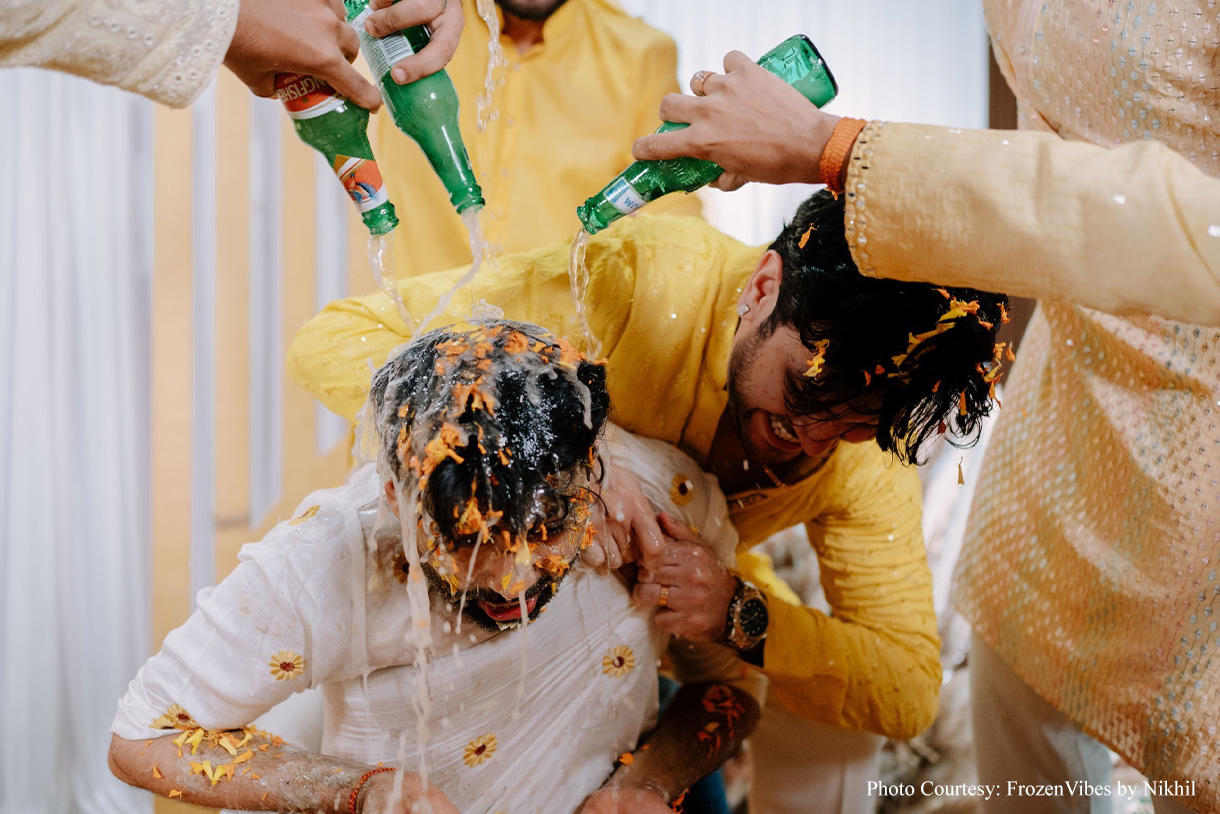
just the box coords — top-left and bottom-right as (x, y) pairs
(690, 70), (712, 97)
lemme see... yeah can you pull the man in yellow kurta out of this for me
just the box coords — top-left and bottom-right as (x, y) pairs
(288, 190), (1009, 743)
(378, 0), (701, 278)
(630, 2), (1220, 810)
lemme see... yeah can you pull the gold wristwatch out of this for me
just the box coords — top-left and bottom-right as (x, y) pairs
(723, 576), (769, 652)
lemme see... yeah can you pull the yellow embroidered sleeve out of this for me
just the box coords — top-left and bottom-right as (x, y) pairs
(845, 122), (1220, 326)
(754, 452), (941, 740)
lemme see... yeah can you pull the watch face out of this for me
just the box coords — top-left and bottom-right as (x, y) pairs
(739, 597), (769, 639)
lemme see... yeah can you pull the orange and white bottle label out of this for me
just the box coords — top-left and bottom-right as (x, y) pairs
(333, 155), (390, 212)
(275, 73), (346, 120)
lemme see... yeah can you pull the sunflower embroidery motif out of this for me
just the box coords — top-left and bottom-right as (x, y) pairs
(602, 645), (635, 678)
(391, 550), (412, 584)
(669, 474), (695, 507)
(152, 703), (198, 730)
(289, 505), (320, 526)
(269, 650), (306, 681)
(463, 733), (498, 767)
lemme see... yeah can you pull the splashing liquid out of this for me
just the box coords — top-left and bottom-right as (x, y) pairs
(368, 232), (419, 336)
(568, 229), (601, 358)
(394, 488), (435, 814)
(414, 207), (492, 334)
(474, 0), (507, 132)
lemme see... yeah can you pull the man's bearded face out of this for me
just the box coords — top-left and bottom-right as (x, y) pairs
(726, 322), (879, 464)
(421, 521), (584, 632)
(495, 0), (569, 22)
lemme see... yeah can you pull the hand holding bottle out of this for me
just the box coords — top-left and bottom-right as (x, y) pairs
(631, 50), (845, 191)
(224, 0), (381, 109)
(225, 0), (461, 111)
(362, 0), (466, 85)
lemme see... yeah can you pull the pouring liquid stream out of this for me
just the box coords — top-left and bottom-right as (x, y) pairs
(568, 229), (601, 358)
(474, 0), (507, 132)
(368, 231), (419, 336)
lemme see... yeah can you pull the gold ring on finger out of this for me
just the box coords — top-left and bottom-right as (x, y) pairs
(658, 586), (670, 608)
(690, 70), (712, 97)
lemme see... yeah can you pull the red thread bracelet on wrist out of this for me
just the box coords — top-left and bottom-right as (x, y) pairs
(349, 767), (396, 814)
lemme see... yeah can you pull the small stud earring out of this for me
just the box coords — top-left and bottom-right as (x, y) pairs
(736, 303), (750, 317)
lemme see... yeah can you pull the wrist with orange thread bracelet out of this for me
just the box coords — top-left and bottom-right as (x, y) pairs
(818, 117), (868, 195)
(349, 766), (395, 814)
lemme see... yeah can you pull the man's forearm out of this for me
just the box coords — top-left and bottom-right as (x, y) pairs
(109, 729), (389, 813)
(607, 682), (759, 803)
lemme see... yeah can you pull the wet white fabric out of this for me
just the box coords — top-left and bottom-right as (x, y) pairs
(112, 428), (750, 813)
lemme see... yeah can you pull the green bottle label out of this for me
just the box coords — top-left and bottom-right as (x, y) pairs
(577, 35), (838, 235)
(275, 72), (345, 120)
(604, 177), (646, 215)
(351, 8), (417, 80)
(333, 155), (391, 213)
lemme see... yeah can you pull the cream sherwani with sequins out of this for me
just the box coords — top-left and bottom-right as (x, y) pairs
(843, 0), (1220, 808)
(0, 0), (237, 107)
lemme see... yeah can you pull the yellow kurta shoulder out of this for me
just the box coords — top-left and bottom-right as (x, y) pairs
(287, 215), (753, 425)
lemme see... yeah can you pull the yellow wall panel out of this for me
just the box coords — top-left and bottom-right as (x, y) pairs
(214, 73), (254, 579)
(150, 101), (201, 814)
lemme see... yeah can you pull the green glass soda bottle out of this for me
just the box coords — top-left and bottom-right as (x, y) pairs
(345, 0), (484, 214)
(275, 72), (399, 236)
(576, 35), (838, 235)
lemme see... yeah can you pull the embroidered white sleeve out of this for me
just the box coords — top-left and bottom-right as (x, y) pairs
(0, 0), (239, 107)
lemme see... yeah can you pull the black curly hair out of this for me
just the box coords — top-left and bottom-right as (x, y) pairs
(760, 190), (1009, 464)
(368, 319), (610, 549)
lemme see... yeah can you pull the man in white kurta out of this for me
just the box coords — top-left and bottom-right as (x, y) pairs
(111, 427), (753, 814)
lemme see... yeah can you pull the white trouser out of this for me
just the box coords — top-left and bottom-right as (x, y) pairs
(749, 692), (885, 814)
(971, 634), (1197, 814)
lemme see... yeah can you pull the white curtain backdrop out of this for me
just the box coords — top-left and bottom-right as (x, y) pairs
(619, 0), (990, 245)
(0, 71), (154, 814)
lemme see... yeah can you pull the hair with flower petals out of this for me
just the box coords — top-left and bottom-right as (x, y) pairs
(762, 190), (1010, 464)
(367, 319), (609, 550)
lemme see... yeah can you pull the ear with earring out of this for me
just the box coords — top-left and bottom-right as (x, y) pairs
(736, 303), (750, 317)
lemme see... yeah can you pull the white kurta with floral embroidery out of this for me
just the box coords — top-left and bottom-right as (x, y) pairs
(112, 428), (749, 814)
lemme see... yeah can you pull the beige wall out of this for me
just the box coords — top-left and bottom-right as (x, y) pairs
(150, 72), (366, 814)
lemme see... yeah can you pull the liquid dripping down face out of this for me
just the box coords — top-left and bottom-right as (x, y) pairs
(416, 488), (596, 632)
(370, 319), (608, 633)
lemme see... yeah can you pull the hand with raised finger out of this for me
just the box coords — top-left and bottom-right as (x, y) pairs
(364, 0), (465, 85)
(224, 0), (383, 111)
(588, 498), (633, 573)
(633, 513), (736, 642)
(631, 50), (840, 187)
(595, 465), (665, 572)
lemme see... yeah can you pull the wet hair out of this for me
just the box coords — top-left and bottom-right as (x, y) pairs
(368, 319), (609, 548)
(760, 190), (1009, 465)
